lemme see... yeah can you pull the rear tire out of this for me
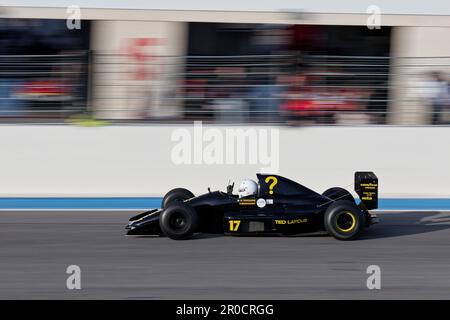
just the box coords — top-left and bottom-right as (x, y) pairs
(324, 200), (364, 240)
(161, 188), (194, 208)
(159, 203), (198, 240)
(322, 187), (354, 203)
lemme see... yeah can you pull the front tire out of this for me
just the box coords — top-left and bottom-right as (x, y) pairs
(324, 200), (364, 240)
(159, 203), (198, 240)
(161, 188), (194, 208)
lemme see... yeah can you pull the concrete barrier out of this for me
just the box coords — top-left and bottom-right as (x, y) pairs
(0, 124), (449, 200)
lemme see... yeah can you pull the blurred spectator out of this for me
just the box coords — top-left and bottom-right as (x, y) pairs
(421, 71), (450, 124)
(247, 75), (286, 123)
(211, 67), (249, 123)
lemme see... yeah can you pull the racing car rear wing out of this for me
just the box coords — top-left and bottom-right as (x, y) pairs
(354, 172), (378, 210)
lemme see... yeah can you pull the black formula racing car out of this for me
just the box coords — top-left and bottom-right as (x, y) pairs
(126, 172), (379, 240)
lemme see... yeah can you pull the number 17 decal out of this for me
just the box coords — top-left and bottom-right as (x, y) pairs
(229, 220), (241, 232)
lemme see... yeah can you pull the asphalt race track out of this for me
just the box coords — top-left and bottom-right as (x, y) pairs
(1, 211), (450, 299)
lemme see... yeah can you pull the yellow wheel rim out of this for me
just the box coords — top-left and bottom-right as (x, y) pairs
(335, 211), (356, 232)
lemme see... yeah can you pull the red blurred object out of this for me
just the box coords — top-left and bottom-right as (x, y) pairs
(281, 97), (361, 117)
(14, 80), (73, 101)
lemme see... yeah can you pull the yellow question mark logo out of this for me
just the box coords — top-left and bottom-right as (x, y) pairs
(265, 176), (278, 195)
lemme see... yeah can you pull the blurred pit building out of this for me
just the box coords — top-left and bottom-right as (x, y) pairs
(0, 1), (449, 125)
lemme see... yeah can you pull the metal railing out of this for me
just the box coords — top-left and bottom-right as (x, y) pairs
(91, 53), (450, 125)
(0, 52), (89, 121)
(1, 52), (450, 125)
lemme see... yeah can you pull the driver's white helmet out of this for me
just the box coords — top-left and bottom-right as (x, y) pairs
(238, 179), (258, 198)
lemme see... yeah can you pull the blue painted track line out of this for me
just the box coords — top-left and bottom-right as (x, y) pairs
(0, 197), (449, 210)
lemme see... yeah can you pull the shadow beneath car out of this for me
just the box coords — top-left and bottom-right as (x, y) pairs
(191, 233), (224, 240)
(128, 235), (162, 239)
(359, 211), (450, 240)
(130, 212), (450, 241)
